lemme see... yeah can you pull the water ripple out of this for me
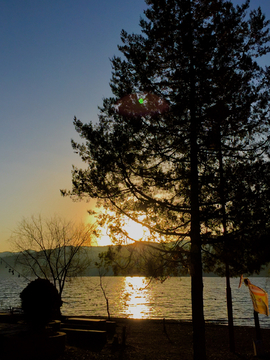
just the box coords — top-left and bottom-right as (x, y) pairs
(0, 275), (269, 328)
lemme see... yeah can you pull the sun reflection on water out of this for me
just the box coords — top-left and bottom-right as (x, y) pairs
(121, 276), (152, 319)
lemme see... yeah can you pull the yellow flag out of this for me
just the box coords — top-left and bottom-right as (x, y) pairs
(245, 279), (269, 316)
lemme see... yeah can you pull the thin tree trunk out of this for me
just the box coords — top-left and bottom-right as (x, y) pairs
(99, 274), (111, 320)
(226, 264), (235, 352)
(218, 125), (235, 353)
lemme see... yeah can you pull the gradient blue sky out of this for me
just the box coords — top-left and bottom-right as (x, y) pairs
(0, 0), (269, 252)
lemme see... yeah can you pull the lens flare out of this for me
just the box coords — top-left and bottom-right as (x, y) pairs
(114, 92), (169, 117)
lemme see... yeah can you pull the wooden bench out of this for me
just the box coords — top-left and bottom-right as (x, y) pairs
(61, 328), (107, 351)
(63, 317), (107, 330)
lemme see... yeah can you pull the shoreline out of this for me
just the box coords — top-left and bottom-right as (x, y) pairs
(1, 314), (270, 359)
(63, 314), (267, 329)
(59, 317), (270, 360)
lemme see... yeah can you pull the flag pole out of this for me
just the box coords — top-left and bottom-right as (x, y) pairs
(253, 310), (262, 341)
(253, 309), (265, 356)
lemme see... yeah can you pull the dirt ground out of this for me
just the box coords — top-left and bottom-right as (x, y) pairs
(59, 318), (270, 360)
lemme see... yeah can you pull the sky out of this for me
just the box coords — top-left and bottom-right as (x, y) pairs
(0, 0), (269, 252)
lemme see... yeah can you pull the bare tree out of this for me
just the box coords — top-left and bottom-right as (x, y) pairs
(10, 215), (96, 297)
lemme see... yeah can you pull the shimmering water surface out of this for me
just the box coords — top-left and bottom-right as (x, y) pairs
(1, 276), (270, 328)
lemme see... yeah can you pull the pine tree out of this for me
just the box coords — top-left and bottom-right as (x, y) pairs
(63, 1), (270, 358)
(203, 160), (270, 276)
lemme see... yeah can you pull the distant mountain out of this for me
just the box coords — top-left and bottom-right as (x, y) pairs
(0, 246), (113, 278)
(0, 245), (269, 278)
(0, 251), (15, 257)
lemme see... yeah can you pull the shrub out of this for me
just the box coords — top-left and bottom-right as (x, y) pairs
(20, 278), (62, 330)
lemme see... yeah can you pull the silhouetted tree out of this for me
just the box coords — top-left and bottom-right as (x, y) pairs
(10, 215), (95, 298)
(20, 278), (62, 329)
(63, 1), (270, 358)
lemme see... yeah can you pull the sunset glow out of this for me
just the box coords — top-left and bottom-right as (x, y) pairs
(97, 218), (149, 246)
(97, 234), (113, 247)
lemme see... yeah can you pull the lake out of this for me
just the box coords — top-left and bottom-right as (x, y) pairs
(0, 276), (270, 328)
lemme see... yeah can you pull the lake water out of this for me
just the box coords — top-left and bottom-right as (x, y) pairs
(1, 276), (270, 328)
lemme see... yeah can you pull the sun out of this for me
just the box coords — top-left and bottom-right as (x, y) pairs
(123, 219), (145, 241)
(97, 218), (149, 246)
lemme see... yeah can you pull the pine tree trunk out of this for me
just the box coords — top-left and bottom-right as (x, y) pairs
(190, 105), (206, 360)
(191, 254), (206, 360)
(188, 1), (206, 357)
(189, 55), (207, 360)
